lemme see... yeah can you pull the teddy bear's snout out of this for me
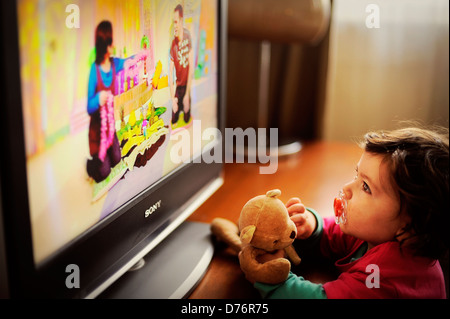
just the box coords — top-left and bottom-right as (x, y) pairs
(290, 231), (296, 239)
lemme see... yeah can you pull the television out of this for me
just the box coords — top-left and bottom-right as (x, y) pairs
(0, 0), (227, 298)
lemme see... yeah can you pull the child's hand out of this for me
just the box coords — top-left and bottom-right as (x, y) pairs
(286, 197), (316, 240)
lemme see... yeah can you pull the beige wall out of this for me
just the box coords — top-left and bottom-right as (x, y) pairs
(321, 0), (449, 142)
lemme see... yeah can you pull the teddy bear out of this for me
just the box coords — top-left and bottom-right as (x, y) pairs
(210, 189), (301, 284)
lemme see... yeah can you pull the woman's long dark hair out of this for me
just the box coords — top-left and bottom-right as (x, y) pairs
(95, 21), (113, 65)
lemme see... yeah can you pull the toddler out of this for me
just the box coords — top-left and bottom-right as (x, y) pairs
(240, 126), (449, 298)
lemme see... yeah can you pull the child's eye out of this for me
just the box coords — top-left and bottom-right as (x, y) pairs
(363, 182), (372, 194)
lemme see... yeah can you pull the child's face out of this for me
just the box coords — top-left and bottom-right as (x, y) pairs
(339, 151), (409, 248)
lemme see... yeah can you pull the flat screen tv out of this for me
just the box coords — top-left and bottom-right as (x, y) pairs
(0, 0), (227, 298)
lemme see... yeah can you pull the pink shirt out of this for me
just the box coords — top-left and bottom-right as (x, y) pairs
(320, 217), (446, 299)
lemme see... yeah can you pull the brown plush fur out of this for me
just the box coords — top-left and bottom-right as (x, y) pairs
(210, 189), (301, 284)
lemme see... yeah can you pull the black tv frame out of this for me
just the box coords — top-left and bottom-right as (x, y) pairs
(0, 0), (227, 299)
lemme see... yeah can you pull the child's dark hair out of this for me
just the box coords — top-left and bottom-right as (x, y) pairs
(362, 126), (449, 260)
(95, 21), (113, 65)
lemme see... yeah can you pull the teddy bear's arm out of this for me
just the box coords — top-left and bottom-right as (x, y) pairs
(284, 245), (301, 265)
(239, 246), (291, 285)
(210, 217), (242, 253)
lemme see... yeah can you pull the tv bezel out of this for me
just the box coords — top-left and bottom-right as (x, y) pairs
(0, 0), (227, 299)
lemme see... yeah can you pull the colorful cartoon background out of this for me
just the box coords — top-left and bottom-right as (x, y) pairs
(17, 0), (218, 263)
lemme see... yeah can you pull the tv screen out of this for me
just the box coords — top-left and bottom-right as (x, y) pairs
(0, 0), (226, 298)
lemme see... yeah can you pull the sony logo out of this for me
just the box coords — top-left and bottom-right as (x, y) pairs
(145, 200), (162, 218)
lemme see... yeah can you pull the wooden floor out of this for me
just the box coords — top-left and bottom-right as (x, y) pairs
(187, 140), (363, 299)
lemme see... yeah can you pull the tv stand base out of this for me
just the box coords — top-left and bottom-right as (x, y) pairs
(98, 221), (214, 299)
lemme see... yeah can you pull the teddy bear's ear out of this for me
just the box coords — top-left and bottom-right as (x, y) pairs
(240, 225), (256, 244)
